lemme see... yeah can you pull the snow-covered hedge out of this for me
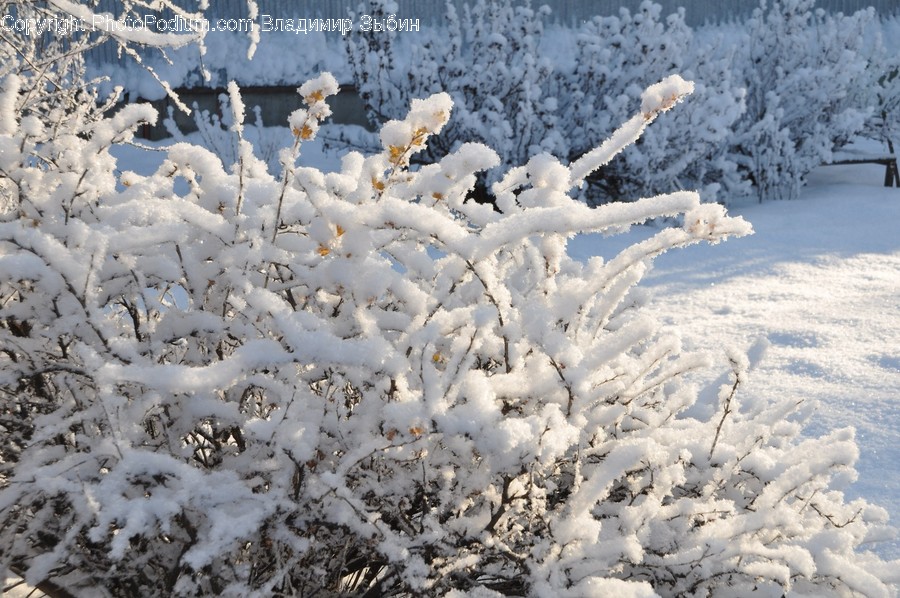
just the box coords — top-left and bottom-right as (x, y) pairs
(346, 0), (748, 205)
(556, 3), (748, 204)
(2, 58), (898, 596)
(851, 22), (900, 154)
(347, 0), (894, 204)
(728, 0), (875, 201)
(346, 0), (564, 203)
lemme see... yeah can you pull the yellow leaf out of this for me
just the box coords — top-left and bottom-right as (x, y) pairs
(411, 127), (428, 146)
(372, 177), (385, 191)
(336, 225), (345, 237)
(300, 125), (314, 140)
(317, 245), (330, 257)
(432, 192), (443, 200)
(388, 145), (406, 162)
(409, 426), (425, 437)
(305, 90), (324, 104)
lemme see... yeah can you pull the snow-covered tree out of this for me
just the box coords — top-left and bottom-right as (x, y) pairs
(0, 0), (262, 237)
(555, 1), (748, 204)
(2, 54), (898, 596)
(0, 0), (259, 113)
(346, 0), (748, 206)
(729, 0), (874, 201)
(162, 92), (290, 174)
(850, 29), (900, 156)
(346, 0), (562, 203)
(871, 62), (900, 156)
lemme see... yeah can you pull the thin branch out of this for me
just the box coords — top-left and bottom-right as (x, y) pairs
(709, 358), (742, 461)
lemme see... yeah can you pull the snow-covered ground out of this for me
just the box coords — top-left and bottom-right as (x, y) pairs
(571, 154), (900, 560)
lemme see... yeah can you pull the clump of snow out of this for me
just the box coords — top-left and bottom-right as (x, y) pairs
(640, 74), (695, 117)
(298, 73), (340, 104)
(408, 92), (453, 134)
(0, 74), (19, 136)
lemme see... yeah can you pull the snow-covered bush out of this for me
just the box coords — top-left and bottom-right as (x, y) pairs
(871, 62), (900, 153)
(346, 0), (894, 205)
(729, 0), (874, 201)
(346, 0), (748, 206)
(2, 58), (898, 596)
(163, 94), (291, 174)
(851, 30), (900, 154)
(0, 0), (261, 112)
(346, 0), (562, 203)
(556, 2), (747, 204)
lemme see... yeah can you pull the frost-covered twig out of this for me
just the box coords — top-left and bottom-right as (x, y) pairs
(709, 351), (745, 461)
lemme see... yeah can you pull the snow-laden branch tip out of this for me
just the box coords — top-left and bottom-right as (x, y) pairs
(570, 75), (694, 188)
